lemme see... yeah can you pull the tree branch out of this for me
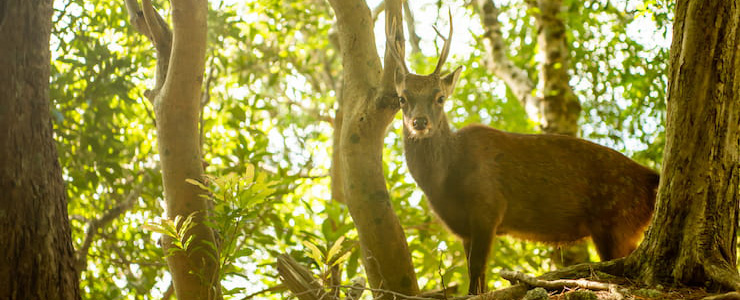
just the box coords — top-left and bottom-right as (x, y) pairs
(327, 0), (382, 96)
(123, 0), (172, 101)
(372, 0), (385, 23)
(474, 0), (540, 122)
(403, 1), (421, 56)
(74, 172), (151, 275)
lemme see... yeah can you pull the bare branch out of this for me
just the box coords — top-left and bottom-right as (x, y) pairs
(75, 171), (151, 275)
(123, 0), (151, 38)
(402, 1), (421, 55)
(284, 99), (334, 124)
(372, 0), (385, 23)
(140, 0), (172, 54)
(240, 284), (287, 300)
(123, 0), (173, 102)
(500, 270), (619, 292)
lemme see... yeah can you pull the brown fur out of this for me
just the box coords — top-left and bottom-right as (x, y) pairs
(396, 68), (659, 295)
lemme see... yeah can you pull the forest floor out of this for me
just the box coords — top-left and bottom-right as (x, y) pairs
(477, 267), (737, 300)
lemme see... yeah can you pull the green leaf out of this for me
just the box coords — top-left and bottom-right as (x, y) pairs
(330, 250), (352, 268)
(302, 240), (323, 264)
(326, 236), (345, 262)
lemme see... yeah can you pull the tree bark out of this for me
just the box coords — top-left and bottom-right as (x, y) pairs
(0, 0), (81, 299)
(327, 0), (419, 297)
(625, 0), (740, 291)
(124, 0), (221, 299)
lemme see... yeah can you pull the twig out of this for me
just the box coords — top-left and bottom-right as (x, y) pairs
(239, 284), (287, 300)
(437, 246), (448, 299)
(258, 162), (328, 179)
(372, 0), (385, 23)
(284, 99), (334, 124)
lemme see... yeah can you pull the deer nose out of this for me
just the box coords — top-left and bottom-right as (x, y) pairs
(412, 117), (428, 130)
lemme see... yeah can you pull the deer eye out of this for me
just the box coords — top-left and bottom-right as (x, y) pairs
(436, 96), (445, 104)
(399, 96), (407, 105)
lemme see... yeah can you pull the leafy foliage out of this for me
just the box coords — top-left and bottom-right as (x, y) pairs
(50, 0), (672, 299)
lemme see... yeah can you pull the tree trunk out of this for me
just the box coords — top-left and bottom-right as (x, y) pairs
(625, 0), (740, 291)
(327, 0), (419, 297)
(0, 0), (81, 299)
(123, 1), (221, 299)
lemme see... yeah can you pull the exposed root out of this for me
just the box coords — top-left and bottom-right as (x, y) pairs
(703, 255), (740, 292)
(702, 292), (740, 300)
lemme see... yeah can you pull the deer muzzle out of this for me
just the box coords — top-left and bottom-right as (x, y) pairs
(412, 117), (429, 131)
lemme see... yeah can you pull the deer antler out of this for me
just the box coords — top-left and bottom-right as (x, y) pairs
(386, 17), (409, 74)
(432, 9), (453, 75)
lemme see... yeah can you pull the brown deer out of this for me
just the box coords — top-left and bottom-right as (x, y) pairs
(388, 16), (659, 295)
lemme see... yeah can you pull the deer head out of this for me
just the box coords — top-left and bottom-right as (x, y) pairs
(388, 11), (462, 139)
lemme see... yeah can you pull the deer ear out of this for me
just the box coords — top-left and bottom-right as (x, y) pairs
(441, 66), (462, 95)
(394, 67), (406, 95)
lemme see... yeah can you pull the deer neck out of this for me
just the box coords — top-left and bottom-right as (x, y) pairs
(402, 119), (455, 195)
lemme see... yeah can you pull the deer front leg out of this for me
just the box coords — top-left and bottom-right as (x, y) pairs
(463, 226), (494, 295)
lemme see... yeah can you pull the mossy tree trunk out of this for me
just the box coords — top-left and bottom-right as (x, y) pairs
(625, 0), (740, 291)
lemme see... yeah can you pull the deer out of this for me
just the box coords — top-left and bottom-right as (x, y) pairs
(388, 15), (659, 295)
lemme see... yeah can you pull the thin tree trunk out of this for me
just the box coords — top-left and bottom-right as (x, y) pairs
(0, 0), (81, 299)
(124, 0), (221, 299)
(625, 0), (740, 291)
(531, 0), (581, 136)
(327, 0), (419, 297)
